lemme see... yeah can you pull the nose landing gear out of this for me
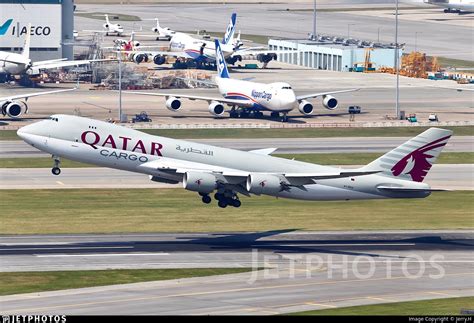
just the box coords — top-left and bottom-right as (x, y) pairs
(51, 156), (61, 176)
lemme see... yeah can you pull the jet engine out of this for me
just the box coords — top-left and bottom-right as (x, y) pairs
(256, 53), (277, 63)
(226, 55), (242, 65)
(298, 100), (314, 115)
(153, 55), (166, 65)
(103, 23), (109, 29)
(246, 174), (282, 195)
(165, 97), (181, 111)
(183, 172), (218, 193)
(322, 95), (338, 110)
(131, 53), (148, 64)
(152, 27), (159, 33)
(208, 101), (225, 117)
(1, 101), (26, 118)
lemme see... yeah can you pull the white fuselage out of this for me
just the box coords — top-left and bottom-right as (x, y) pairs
(17, 115), (431, 202)
(425, 0), (474, 10)
(169, 33), (235, 61)
(0, 51), (30, 75)
(215, 77), (298, 112)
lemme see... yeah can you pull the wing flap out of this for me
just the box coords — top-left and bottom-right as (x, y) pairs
(377, 186), (450, 192)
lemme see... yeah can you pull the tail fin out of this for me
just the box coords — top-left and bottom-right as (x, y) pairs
(362, 128), (452, 182)
(222, 13), (237, 45)
(22, 23), (31, 58)
(214, 39), (230, 79)
(155, 18), (161, 29)
(105, 14), (110, 25)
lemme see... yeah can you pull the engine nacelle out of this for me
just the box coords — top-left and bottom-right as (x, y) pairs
(165, 97), (181, 111)
(208, 101), (225, 117)
(322, 95), (338, 110)
(153, 55), (166, 65)
(2, 101), (25, 118)
(226, 55), (242, 65)
(298, 100), (314, 115)
(246, 174), (282, 196)
(257, 53), (277, 63)
(183, 172), (217, 193)
(103, 23), (109, 29)
(152, 27), (159, 33)
(132, 53), (148, 64)
(133, 41), (140, 47)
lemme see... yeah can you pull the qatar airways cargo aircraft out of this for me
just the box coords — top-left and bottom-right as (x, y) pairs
(18, 116), (451, 208)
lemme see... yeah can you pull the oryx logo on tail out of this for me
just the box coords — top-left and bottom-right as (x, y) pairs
(215, 39), (230, 79)
(391, 135), (451, 182)
(0, 19), (13, 36)
(222, 13), (237, 45)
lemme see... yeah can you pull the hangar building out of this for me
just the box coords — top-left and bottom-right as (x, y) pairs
(0, 0), (74, 61)
(268, 39), (403, 72)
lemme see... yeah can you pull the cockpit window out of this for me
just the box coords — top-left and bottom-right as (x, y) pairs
(49, 117), (59, 122)
(282, 86), (292, 89)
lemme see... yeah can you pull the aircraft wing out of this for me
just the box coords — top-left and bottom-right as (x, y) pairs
(139, 157), (380, 184)
(0, 88), (76, 102)
(123, 91), (255, 108)
(122, 49), (192, 59)
(296, 88), (360, 101)
(32, 58), (113, 70)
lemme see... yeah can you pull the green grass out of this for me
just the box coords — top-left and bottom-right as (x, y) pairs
(1, 152), (472, 168)
(290, 297), (474, 315)
(75, 12), (141, 22)
(0, 268), (252, 296)
(436, 57), (474, 69)
(3, 126), (472, 141)
(0, 190), (472, 234)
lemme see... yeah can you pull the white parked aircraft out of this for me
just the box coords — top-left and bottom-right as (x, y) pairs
(125, 39), (358, 121)
(423, 0), (474, 12)
(18, 115), (452, 208)
(1, 88), (75, 118)
(101, 14), (124, 36)
(0, 24), (109, 77)
(126, 13), (286, 67)
(149, 18), (176, 40)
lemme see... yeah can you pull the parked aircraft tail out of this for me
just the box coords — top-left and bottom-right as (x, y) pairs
(215, 39), (230, 79)
(22, 23), (31, 58)
(362, 128), (452, 182)
(222, 13), (237, 45)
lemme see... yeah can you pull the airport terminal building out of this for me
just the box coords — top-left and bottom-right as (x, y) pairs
(0, 0), (74, 61)
(268, 39), (403, 72)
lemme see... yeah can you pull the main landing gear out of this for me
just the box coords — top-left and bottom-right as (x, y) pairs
(198, 191), (241, 208)
(51, 156), (61, 175)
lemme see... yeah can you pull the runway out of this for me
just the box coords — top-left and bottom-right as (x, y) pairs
(1, 136), (473, 158)
(0, 164), (472, 190)
(1, 231), (473, 314)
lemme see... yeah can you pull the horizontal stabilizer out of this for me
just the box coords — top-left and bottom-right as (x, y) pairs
(249, 148), (277, 155)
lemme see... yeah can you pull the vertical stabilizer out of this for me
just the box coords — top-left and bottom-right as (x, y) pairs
(22, 23), (31, 58)
(363, 128), (452, 182)
(222, 13), (237, 45)
(214, 39), (230, 79)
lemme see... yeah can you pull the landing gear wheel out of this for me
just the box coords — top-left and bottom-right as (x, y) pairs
(231, 199), (241, 208)
(281, 114), (289, 122)
(218, 200), (227, 208)
(51, 167), (61, 175)
(202, 195), (212, 204)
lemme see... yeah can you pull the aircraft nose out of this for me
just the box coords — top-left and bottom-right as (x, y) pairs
(17, 124), (34, 140)
(17, 121), (47, 141)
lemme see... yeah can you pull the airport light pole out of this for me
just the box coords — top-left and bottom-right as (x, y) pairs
(312, 0), (317, 40)
(415, 31), (422, 52)
(394, 0), (400, 120)
(347, 23), (355, 39)
(118, 53), (122, 122)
